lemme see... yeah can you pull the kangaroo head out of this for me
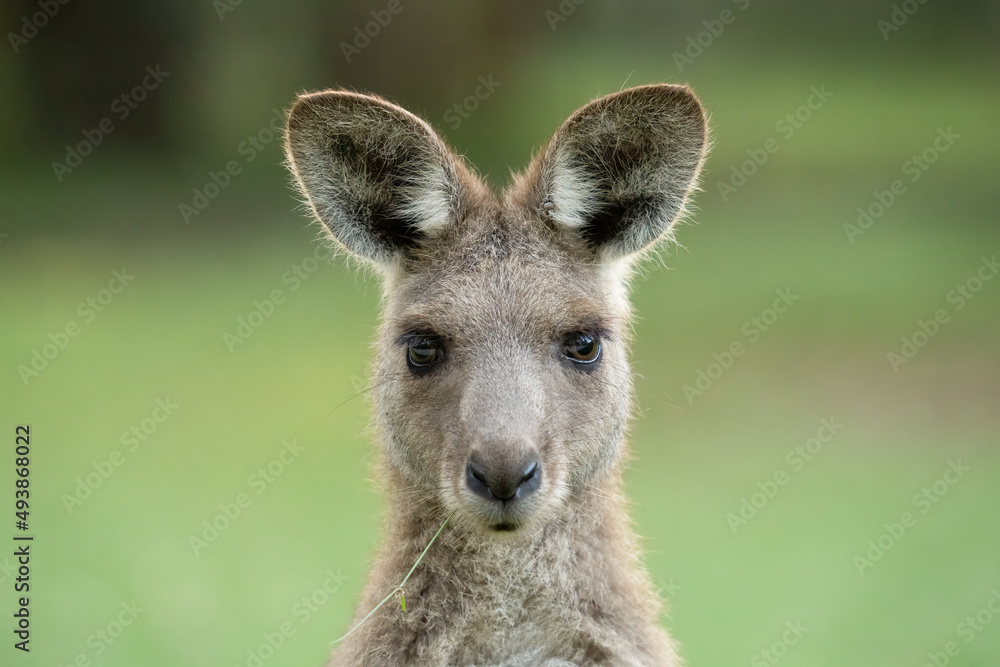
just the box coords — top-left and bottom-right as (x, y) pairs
(285, 85), (707, 535)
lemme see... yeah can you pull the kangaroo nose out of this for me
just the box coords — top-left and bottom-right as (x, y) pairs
(466, 452), (541, 502)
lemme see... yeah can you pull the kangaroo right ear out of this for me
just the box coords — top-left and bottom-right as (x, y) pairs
(284, 90), (465, 266)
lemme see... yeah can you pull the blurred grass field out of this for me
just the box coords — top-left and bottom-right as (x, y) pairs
(2, 39), (1000, 667)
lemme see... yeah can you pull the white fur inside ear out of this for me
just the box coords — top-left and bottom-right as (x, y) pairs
(546, 148), (600, 229)
(401, 173), (453, 233)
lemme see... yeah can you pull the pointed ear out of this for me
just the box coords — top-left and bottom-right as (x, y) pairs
(537, 84), (708, 260)
(284, 90), (465, 266)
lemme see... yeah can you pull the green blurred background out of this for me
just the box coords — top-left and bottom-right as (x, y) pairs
(2, 1), (999, 665)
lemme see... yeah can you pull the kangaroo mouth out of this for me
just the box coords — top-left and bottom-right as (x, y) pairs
(467, 494), (539, 534)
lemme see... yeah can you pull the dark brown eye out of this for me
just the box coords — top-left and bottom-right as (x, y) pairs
(562, 333), (601, 364)
(407, 338), (443, 368)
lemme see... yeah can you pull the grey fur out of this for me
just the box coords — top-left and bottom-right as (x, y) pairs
(284, 84), (708, 666)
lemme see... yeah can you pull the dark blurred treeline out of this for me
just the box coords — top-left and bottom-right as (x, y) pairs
(1, 0), (996, 162)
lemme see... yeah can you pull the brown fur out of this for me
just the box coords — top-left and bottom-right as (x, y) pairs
(284, 84), (708, 666)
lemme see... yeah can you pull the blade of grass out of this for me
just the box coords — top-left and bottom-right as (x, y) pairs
(331, 510), (456, 644)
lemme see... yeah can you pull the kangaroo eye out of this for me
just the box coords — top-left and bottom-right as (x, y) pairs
(406, 338), (444, 368)
(562, 333), (601, 364)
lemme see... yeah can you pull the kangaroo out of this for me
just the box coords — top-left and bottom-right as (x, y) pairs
(284, 83), (708, 666)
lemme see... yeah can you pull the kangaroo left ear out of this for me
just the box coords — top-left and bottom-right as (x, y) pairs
(536, 84), (708, 260)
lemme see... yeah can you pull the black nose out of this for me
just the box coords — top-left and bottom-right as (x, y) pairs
(466, 453), (541, 502)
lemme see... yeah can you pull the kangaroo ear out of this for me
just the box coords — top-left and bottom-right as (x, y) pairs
(284, 90), (464, 266)
(537, 84), (708, 260)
